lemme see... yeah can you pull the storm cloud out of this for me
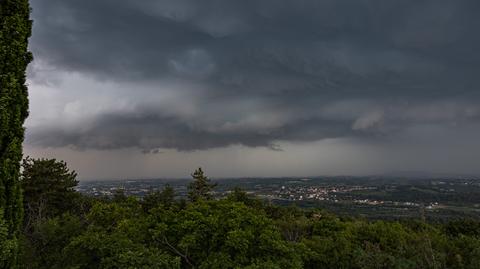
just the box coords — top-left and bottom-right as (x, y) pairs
(26, 0), (480, 153)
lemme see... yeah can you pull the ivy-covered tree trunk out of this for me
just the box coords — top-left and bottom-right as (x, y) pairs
(0, 0), (32, 267)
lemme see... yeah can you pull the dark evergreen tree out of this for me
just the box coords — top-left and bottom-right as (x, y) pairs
(0, 0), (32, 266)
(21, 158), (78, 230)
(187, 168), (216, 202)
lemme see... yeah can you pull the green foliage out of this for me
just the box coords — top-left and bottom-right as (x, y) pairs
(17, 192), (480, 269)
(18, 213), (84, 269)
(151, 200), (304, 268)
(64, 201), (180, 269)
(0, 210), (17, 268)
(444, 219), (480, 238)
(142, 184), (176, 212)
(187, 168), (216, 202)
(0, 0), (33, 266)
(13, 163), (480, 269)
(21, 157), (79, 227)
(62, 200), (179, 268)
(226, 187), (264, 209)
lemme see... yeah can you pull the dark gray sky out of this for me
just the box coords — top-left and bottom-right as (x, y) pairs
(25, 0), (480, 179)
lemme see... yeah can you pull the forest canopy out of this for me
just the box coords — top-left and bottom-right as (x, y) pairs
(16, 159), (480, 269)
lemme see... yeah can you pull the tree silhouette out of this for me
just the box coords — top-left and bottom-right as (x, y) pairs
(21, 157), (79, 230)
(187, 168), (217, 202)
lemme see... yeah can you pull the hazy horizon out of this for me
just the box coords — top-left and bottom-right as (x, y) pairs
(78, 171), (480, 183)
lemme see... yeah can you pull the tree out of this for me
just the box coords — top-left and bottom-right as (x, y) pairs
(21, 158), (79, 229)
(187, 168), (216, 202)
(0, 211), (17, 268)
(226, 187), (263, 209)
(0, 0), (33, 266)
(151, 200), (304, 268)
(18, 213), (85, 269)
(111, 189), (127, 203)
(142, 184), (176, 211)
(60, 201), (181, 269)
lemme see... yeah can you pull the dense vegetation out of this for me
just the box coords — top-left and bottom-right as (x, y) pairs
(16, 159), (480, 269)
(1, 2), (480, 268)
(0, 0), (32, 266)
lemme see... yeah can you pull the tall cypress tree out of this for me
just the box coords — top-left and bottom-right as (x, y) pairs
(0, 0), (32, 266)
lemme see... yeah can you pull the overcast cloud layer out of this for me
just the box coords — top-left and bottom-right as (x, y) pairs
(25, 0), (480, 177)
